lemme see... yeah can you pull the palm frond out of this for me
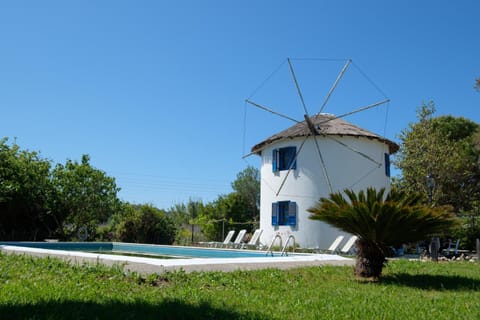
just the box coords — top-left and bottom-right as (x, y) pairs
(308, 187), (459, 247)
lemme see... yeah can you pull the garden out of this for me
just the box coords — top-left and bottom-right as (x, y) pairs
(0, 252), (479, 319)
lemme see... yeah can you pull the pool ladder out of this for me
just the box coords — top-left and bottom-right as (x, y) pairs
(266, 234), (296, 256)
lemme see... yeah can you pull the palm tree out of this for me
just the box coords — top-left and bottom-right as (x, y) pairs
(308, 188), (458, 279)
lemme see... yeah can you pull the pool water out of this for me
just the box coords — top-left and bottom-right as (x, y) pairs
(89, 251), (178, 259)
(0, 242), (286, 259)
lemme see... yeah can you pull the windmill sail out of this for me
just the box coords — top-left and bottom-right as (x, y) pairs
(246, 58), (397, 198)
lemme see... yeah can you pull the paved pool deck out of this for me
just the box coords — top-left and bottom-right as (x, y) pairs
(0, 245), (354, 274)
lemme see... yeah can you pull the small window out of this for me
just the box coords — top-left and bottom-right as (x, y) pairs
(384, 153), (390, 177)
(272, 146), (297, 172)
(272, 201), (297, 226)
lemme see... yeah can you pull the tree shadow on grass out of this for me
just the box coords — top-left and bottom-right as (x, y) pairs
(380, 273), (480, 291)
(0, 299), (268, 320)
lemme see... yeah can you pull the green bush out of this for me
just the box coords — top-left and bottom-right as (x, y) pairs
(114, 204), (176, 245)
(452, 216), (480, 251)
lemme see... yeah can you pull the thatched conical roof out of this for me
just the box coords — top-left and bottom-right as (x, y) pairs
(251, 113), (399, 154)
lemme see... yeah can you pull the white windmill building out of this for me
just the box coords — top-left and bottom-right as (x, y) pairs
(245, 58), (399, 249)
(250, 113), (398, 249)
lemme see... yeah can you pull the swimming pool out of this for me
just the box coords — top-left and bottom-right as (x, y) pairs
(0, 241), (354, 274)
(0, 241), (283, 258)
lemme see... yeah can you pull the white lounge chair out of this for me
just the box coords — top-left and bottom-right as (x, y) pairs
(340, 235), (358, 255)
(241, 229), (263, 249)
(228, 229), (247, 248)
(200, 230), (235, 248)
(325, 235), (345, 254)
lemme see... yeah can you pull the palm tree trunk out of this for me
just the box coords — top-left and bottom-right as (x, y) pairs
(354, 239), (386, 279)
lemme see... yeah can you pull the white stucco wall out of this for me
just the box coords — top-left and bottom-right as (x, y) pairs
(258, 135), (391, 249)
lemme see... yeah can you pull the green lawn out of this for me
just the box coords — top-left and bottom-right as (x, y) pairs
(0, 252), (479, 319)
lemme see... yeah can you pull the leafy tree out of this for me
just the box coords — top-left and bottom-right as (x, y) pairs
(114, 203), (176, 244)
(185, 199), (204, 244)
(167, 199), (207, 245)
(167, 203), (190, 244)
(168, 203), (190, 227)
(394, 101), (480, 212)
(169, 167), (260, 243)
(308, 188), (458, 279)
(231, 166), (260, 222)
(50, 155), (121, 240)
(200, 192), (252, 241)
(0, 138), (55, 240)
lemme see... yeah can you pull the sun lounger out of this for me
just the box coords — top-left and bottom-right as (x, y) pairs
(228, 229), (247, 248)
(199, 230), (236, 248)
(340, 235), (358, 255)
(325, 235), (345, 254)
(241, 229), (263, 249)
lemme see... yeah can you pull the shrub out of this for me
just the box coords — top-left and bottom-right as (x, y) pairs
(114, 204), (176, 244)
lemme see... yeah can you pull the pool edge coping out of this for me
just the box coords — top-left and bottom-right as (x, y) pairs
(0, 244), (354, 274)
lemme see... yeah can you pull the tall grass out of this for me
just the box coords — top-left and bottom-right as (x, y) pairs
(0, 253), (479, 319)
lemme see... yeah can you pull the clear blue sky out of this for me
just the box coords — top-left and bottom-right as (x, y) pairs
(1, 1), (478, 209)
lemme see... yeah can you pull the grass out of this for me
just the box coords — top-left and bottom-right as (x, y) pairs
(1, 253), (480, 319)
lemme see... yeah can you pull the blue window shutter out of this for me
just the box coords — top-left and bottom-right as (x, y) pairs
(272, 202), (279, 226)
(289, 147), (297, 170)
(272, 149), (278, 172)
(384, 153), (390, 177)
(288, 201), (297, 226)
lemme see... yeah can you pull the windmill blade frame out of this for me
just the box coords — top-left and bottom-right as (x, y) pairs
(245, 99), (300, 123)
(316, 99), (390, 127)
(311, 134), (333, 193)
(245, 57), (391, 199)
(318, 59), (351, 115)
(277, 60), (334, 195)
(287, 58), (310, 115)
